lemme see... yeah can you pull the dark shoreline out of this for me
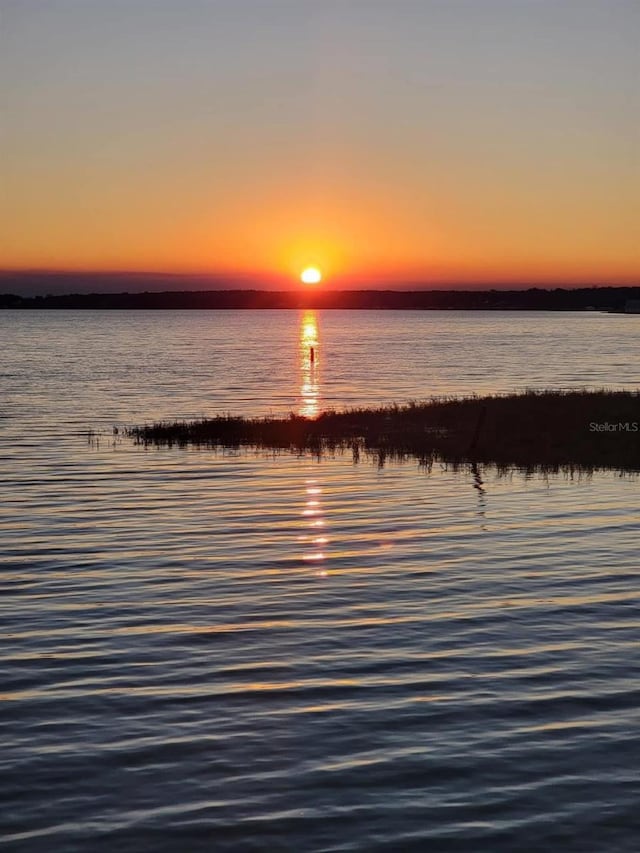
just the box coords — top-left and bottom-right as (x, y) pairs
(129, 390), (640, 474)
(3, 286), (640, 312)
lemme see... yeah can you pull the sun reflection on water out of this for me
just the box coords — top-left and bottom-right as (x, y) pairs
(301, 477), (330, 576)
(297, 313), (330, 573)
(299, 310), (320, 419)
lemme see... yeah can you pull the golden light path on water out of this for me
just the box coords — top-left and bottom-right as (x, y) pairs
(300, 475), (329, 577)
(299, 310), (320, 419)
(298, 310), (329, 574)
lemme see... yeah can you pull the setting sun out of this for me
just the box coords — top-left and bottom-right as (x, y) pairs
(301, 267), (322, 285)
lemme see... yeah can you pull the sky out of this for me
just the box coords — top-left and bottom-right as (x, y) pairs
(1, 0), (638, 288)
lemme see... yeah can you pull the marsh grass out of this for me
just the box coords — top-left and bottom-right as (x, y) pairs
(128, 389), (640, 473)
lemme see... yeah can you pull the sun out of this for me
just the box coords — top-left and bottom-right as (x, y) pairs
(301, 266), (322, 285)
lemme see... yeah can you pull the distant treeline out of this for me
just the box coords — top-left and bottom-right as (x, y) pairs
(1, 287), (640, 311)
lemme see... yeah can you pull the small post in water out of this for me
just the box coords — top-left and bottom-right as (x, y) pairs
(310, 346), (315, 364)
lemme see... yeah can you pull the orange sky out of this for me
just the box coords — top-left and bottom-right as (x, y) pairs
(1, 1), (638, 287)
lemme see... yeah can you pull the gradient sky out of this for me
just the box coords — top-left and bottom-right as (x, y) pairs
(1, 0), (638, 286)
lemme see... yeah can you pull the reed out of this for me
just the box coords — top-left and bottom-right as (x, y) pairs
(128, 389), (640, 473)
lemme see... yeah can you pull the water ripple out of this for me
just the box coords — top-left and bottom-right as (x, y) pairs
(2, 311), (640, 850)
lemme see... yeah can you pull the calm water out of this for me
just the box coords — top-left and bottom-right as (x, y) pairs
(1, 310), (639, 851)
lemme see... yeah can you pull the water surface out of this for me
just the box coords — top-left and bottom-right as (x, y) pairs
(1, 310), (639, 851)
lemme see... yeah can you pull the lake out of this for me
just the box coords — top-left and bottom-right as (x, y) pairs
(1, 309), (639, 851)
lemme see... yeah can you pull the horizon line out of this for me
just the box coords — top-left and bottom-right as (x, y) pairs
(0, 268), (638, 292)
